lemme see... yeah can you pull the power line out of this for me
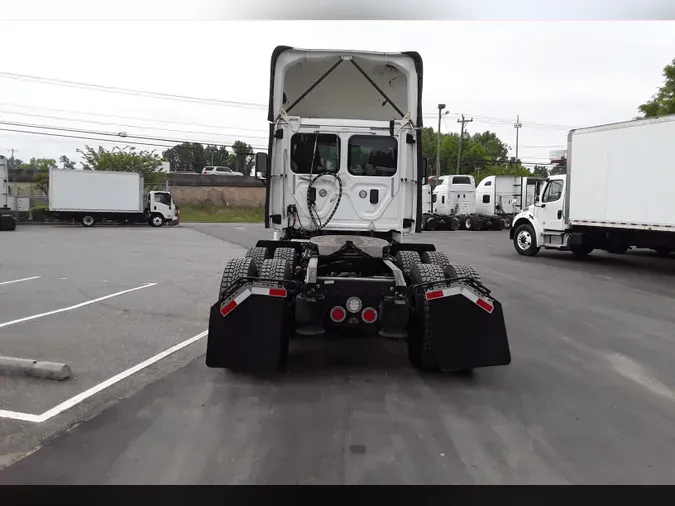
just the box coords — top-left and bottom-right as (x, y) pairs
(0, 126), (269, 152)
(0, 120), (268, 150)
(0, 102), (269, 134)
(423, 112), (574, 130)
(0, 71), (268, 109)
(0, 109), (269, 141)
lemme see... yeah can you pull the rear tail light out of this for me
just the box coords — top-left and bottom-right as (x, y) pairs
(330, 306), (346, 323)
(361, 307), (377, 323)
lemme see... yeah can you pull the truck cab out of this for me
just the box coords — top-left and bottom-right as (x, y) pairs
(146, 191), (177, 226)
(510, 175), (570, 254)
(433, 175), (475, 216)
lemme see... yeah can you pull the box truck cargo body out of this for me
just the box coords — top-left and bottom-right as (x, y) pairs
(47, 169), (177, 227)
(475, 175), (544, 227)
(510, 115), (675, 257)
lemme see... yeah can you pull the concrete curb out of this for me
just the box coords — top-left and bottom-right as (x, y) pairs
(0, 356), (72, 381)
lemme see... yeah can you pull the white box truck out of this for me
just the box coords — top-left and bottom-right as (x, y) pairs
(46, 168), (177, 227)
(0, 155), (17, 231)
(511, 115), (675, 257)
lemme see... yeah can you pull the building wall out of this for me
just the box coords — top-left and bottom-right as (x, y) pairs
(170, 186), (265, 207)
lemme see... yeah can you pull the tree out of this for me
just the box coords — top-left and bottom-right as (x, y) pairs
(20, 157), (58, 171)
(77, 145), (165, 187)
(203, 145), (230, 167)
(33, 172), (49, 195)
(7, 157), (23, 170)
(638, 57), (675, 118)
(230, 141), (255, 175)
(162, 142), (206, 173)
(59, 155), (76, 169)
(532, 165), (549, 179)
(550, 157), (567, 175)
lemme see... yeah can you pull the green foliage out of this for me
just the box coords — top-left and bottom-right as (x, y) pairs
(550, 157), (567, 175)
(178, 203), (264, 223)
(639, 58), (675, 118)
(21, 157), (58, 171)
(203, 145), (231, 167)
(532, 164), (549, 179)
(162, 142), (205, 173)
(33, 172), (49, 195)
(77, 145), (165, 188)
(230, 140), (254, 175)
(421, 127), (525, 180)
(59, 155), (76, 169)
(7, 158), (23, 170)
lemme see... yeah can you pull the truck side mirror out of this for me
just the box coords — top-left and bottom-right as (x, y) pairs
(255, 152), (268, 180)
(432, 194), (437, 203)
(422, 157), (429, 185)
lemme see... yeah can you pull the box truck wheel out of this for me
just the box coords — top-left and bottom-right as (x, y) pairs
(569, 244), (594, 257)
(219, 257), (257, 299)
(395, 250), (421, 279)
(407, 263), (446, 371)
(513, 224), (540, 256)
(81, 215), (96, 227)
(149, 214), (165, 227)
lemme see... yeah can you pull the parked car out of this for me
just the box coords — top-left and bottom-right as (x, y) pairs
(202, 166), (243, 176)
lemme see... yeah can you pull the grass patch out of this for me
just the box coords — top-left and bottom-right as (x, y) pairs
(179, 204), (264, 223)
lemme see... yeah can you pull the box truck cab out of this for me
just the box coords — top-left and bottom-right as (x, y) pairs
(511, 114), (675, 257)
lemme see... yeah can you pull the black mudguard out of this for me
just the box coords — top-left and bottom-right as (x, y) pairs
(206, 283), (293, 374)
(427, 282), (511, 371)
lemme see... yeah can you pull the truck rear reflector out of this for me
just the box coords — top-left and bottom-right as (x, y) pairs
(220, 286), (287, 317)
(425, 285), (494, 314)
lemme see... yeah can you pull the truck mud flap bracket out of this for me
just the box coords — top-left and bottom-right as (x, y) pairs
(206, 283), (293, 374)
(425, 282), (511, 371)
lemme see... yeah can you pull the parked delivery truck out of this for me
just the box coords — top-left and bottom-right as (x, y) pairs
(46, 168), (177, 227)
(511, 115), (675, 257)
(475, 175), (544, 229)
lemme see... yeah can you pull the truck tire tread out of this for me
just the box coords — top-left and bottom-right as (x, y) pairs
(273, 247), (297, 270)
(259, 258), (292, 281)
(448, 264), (481, 284)
(395, 250), (421, 279)
(219, 257), (257, 299)
(408, 262), (446, 371)
(245, 246), (269, 273)
(421, 251), (450, 268)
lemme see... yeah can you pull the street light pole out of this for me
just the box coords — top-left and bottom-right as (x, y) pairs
(436, 103), (446, 182)
(514, 114), (522, 161)
(456, 114), (473, 174)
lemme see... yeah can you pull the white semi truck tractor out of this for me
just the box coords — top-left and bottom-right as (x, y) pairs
(205, 47), (512, 375)
(511, 115), (675, 257)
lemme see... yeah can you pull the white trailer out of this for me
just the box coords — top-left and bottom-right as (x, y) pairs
(511, 115), (675, 257)
(47, 169), (177, 227)
(475, 175), (544, 227)
(0, 155), (17, 231)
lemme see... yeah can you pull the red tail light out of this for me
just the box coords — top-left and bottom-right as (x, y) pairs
(361, 307), (377, 323)
(330, 306), (346, 323)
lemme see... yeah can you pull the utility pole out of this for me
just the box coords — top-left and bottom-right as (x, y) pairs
(436, 104), (446, 182)
(6, 148), (18, 167)
(456, 114), (473, 174)
(513, 114), (522, 161)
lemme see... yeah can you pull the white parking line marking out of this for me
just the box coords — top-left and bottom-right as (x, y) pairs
(0, 276), (41, 286)
(0, 283), (157, 330)
(0, 330), (207, 423)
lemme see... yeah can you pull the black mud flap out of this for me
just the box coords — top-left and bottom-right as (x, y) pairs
(427, 282), (511, 371)
(206, 283), (292, 374)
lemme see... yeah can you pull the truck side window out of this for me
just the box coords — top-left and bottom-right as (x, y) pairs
(154, 193), (171, 206)
(348, 135), (397, 177)
(542, 180), (563, 203)
(290, 133), (340, 174)
(483, 195), (490, 203)
(484, 181), (492, 186)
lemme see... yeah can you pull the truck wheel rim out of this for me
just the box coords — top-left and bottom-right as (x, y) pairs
(83, 216), (94, 226)
(153, 216), (162, 226)
(517, 230), (531, 249)
(465, 218), (471, 228)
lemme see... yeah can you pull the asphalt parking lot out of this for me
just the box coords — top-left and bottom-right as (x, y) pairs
(0, 224), (244, 466)
(2, 223), (675, 484)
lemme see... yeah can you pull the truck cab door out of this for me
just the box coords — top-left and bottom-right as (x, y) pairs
(150, 192), (174, 219)
(536, 179), (565, 231)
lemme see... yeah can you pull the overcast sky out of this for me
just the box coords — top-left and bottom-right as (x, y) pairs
(0, 21), (673, 168)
